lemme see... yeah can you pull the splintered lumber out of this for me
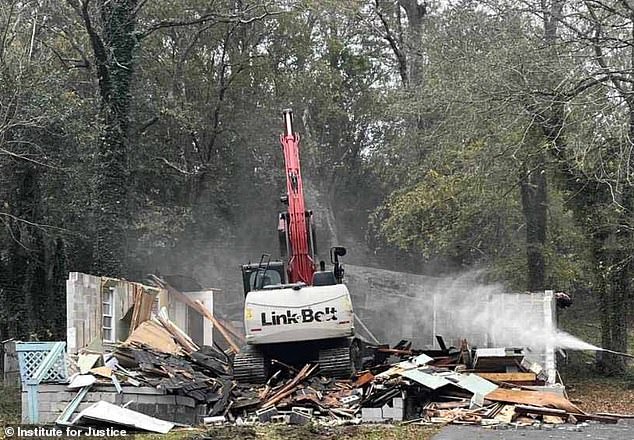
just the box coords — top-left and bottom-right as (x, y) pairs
(353, 371), (375, 387)
(216, 315), (246, 345)
(543, 415), (566, 424)
(485, 388), (582, 414)
(155, 313), (199, 353)
(193, 299), (241, 354)
(476, 372), (537, 383)
(130, 284), (156, 333)
(89, 366), (113, 378)
(493, 405), (516, 423)
(259, 370), (282, 400)
(148, 275), (240, 353)
(262, 364), (318, 408)
(122, 320), (182, 355)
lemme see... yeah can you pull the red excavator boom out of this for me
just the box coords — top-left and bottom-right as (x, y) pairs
(278, 109), (316, 284)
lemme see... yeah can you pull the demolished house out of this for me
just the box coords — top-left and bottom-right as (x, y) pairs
(8, 271), (627, 433)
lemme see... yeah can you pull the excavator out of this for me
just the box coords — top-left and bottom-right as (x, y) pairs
(233, 109), (362, 383)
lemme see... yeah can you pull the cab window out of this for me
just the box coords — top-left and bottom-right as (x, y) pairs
(249, 270), (281, 290)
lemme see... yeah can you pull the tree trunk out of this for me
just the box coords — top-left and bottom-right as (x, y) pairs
(519, 157), (547, 292)
(595, 231), (630, 374)
(85, 0), (138, 277)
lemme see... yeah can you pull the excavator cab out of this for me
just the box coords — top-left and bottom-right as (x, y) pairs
(240, 258), (286, 296)
(311, 246), (347, 286)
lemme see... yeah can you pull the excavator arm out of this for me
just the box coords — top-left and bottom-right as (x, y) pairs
(279, 109), (316, 284)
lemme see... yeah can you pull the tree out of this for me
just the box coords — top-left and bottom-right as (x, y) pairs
(68, 0), (277, 276)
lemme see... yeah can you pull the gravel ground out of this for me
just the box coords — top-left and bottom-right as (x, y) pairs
(433, 419), (634, 440)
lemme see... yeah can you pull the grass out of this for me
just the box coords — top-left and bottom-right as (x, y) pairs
(139, 424), (439, 440)
(0, 384), (20, 424)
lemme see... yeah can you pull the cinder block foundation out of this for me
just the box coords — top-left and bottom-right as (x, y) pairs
(23, 384), (205, 425)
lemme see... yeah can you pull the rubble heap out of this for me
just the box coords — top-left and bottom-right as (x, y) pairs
(64, 317), (623, 432)
(56, 280), (624, 432)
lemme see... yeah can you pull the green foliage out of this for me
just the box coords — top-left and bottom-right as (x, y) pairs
(0, 0), (631, 370)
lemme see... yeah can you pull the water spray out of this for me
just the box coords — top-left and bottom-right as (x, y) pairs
(594, 348), (634, 359)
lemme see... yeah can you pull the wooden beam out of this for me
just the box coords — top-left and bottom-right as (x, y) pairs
(148, 275), (240, 353)
(193, 299), (241, 354)
(476, 372), (537, 382)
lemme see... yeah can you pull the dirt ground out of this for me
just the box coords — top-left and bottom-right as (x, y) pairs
(566, 377), (634, 414)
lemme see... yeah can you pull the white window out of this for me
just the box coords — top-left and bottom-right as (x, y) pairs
(102, 287), (115, 342)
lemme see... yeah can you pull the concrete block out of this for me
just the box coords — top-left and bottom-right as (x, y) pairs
(132, 394), (176, 405)
(121, 386), (164, 395)
(76, 402), (93, 413)
(340, 395), (361, 406)
(382, 406), (403, 421)
(256, 407), (279, 423)
(97, 392), (118, 403)
(292, 407), (313, 416)
(176, 395), (196, 408)
(271, 415), (285, 423)
(289, 410), (311, 425)
(93, 384), (120, 393)
(361, 407), (383, 422)
(81, 392), (99, 403)
(203, 415), (226, 424)
(392, 397), (404, 409)
(156, 395), (177, 405)
(137, 394), (161, 404)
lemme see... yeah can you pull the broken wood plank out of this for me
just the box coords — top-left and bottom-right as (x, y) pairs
(543, 415), (566, 424)
(596, 412), (634, 419)
(89, 366), (112, 378)
(434, 400), (470, 409)
(263, 364), (318, 408)
(215, 314), (245, 345)
(155, 313), (199, 353)
(193, 299), (240, 354)
(353, 371), (374, 387)
(147, 275), (240, 353)
(130, 284), (156, 333)
(485, 388), (582, 413)
(573, 413), (619, 424)
(514, 404), (568, 416)
(476, 372), (537, 382)
(121, 320), (182, 355)
(493, 405), (515, 423)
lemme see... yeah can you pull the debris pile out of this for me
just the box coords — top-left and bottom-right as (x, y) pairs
(224, 340), (621, 428)
(50, 280), (627, 432)
(62, 309), (626, 432)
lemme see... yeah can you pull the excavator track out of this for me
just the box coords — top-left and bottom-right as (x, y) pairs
(318, 340), (360, 379)
(233, 346), (268, 384)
